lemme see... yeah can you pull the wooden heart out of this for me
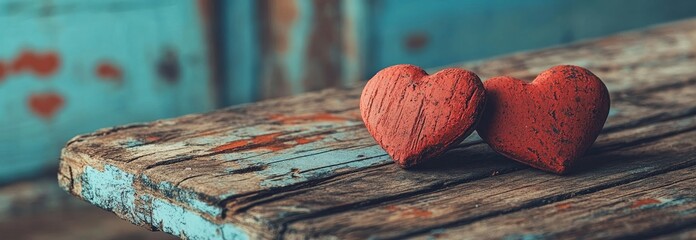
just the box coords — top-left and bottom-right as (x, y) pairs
(477, 65), (610, 174)
(360, 64), (486, 167)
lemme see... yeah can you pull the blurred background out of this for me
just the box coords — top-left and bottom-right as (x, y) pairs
(1, 0), (696, 238)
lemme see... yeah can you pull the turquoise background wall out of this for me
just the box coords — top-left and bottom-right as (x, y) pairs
(2, 0), (696, 184)
(0, 0), (215, 183)
(220, 0), (696, 104)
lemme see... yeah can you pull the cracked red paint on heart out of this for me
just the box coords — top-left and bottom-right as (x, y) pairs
(360, 64), (486, 167)
(477, 65), (610, 174)
(28, 92), (65, 120)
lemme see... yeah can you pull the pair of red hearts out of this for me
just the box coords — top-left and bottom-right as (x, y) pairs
(360, 64), (610, 174)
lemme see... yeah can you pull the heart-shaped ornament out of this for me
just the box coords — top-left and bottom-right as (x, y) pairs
(477, 65), (610, 174)
(360, 64), (486, 167)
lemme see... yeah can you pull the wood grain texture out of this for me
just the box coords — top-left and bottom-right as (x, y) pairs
(59, 19), (696, 239)
(410, 164), (696, 240)
(285, 117), (696, 239)
(478, 65), (610, 174)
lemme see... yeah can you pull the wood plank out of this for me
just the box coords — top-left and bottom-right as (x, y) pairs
(281, 115), (696, 239)
(59, 19), (696, 239)
(408, 165), (696, 240)
(58, 78), (694, 239)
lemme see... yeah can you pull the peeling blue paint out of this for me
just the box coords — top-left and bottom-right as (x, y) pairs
(80, 165), (249, 239)
(641, 197), (691, 210)
(503, 233), (546, 240)
(141, 175), (223, 217)
(81, 165), (143, 224)
(608, 108), (620, 118)
(259, 144), (390, 187)
(149, 196), (249, 240)
(122, 139), (145, 148)
(423, 228), (447, 240)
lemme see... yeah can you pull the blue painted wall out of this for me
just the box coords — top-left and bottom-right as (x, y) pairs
(0, 0), (214, 184)
(220, 0), (696, 104)
(2, 0), (696, 185)
(367, 0), (696, 73)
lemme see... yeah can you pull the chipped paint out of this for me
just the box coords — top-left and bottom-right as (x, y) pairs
(28, 92), (65, 119)
(0, 50), (60, 81)
(140, 176), (222, 218)
(122, 139), (145, 148)
(80, 165), (142, 224)
(269, 113), (355, 124)
(144, 136), (162, 142)
(426, 228), (448, 239)
(79, 165), (248, 239)
(1, 0), (215, 185)
(212, 132), (285, 152)
(212, 132), (326, 153)
(149, 197), (248, 240)
(631, 197), (691, 210)
(555, 202), (572, 211)
(258, 144), (389, 187)
(503, 233), (546, 240)
(631, 198), (661, 208)
(96, 61), (123, 82)
(9, 50), (60, 77)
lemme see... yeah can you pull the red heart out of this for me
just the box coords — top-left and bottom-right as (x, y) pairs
(477, 65), (610, 174)
(360, 64), (486, 167)
(28, 92), (65, 120)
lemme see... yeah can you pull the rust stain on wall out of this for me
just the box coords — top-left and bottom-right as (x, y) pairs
(196, 0), (223, 106)
(96, 61), (123, 82)
(268, 0), (298, 53)
(28, 92), (65, 120)
(257, 0), (297, 99)
(11, 50), (60, 77)
(342, 15), (357, 59)
(0, 61), (6, 81)
(157, 49), (180, 83)
(303, 0), (342, 92)
(405, 32), (429, 51)
(3, 50), (61, 78)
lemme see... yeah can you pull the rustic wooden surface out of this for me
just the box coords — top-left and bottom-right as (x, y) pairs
(59, 19), (696, 239)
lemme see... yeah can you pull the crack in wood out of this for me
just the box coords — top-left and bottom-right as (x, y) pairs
(273, 124), (696, 239)
(383, 156), (696, 240)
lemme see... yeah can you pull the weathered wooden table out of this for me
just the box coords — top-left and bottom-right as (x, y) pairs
(59, 19), (696, 240)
